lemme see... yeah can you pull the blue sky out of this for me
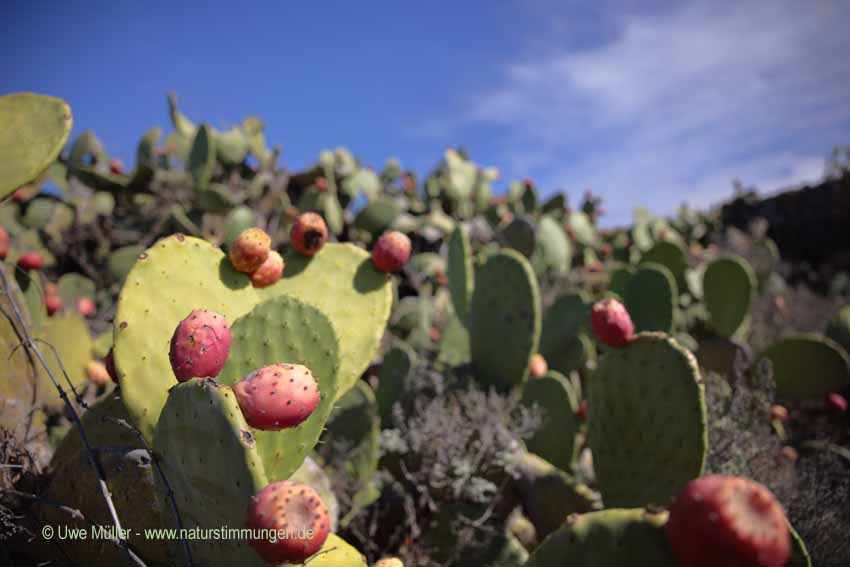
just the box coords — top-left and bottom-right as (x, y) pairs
(4, 0), (850, 226)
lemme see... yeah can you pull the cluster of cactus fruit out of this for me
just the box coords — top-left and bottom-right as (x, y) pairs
(2, 90), (849, 567)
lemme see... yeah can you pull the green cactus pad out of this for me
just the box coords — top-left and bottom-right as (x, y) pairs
(108, 245), (145, 280)
(758, 333), (850, 400)
(0, 93), (72, 200)
(525, 508), (680, 567)
(514, 453), (600, 540)
(532, 215), (571, 275)
(624, 263), (677, 333)
(188, 124), (215, 191)
(588, 333), (707, 508)
(268, 243), (392, 400)
(376, 343), (417, 421)
(353, 197), (400, 238)
(640, 240), (687, 288)
(703, 255), (756, 338)
(469, 249), (541, 392)
(447, 225), (474, 320)
(153, 379), (268, 567)
(608, 265), (635, 297)
(216, 295), (341, 481)
(37, 311), (93, 407)
(437, 314), (472, 366)
(503, 216), (537, 258)
(113, 235), (258, 441)
(286, 534), (367, 567)
(521, 372), (581, 471)
(57, 273), (95, 307)
(539, 293), (592, 375)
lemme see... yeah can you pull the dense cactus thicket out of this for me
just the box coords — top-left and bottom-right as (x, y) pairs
(1, 92), (849, 567)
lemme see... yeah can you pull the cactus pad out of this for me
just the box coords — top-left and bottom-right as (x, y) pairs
(758, 333), (850, 400)
(469, 249), (541, 392)
(624, 263), (677, 333)
(539, 292), (592, 375)
(447, 225), (474, 320)
(588, 333), (707, 508)
(525, 508), (680, 567)
(0, 93), (72, 200)
(703, 255), (756, 338)
(153, 379), (268, 567)
(521, 372), (581, 471)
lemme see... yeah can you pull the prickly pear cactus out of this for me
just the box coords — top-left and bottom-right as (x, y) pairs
(0, 92), (72, 200)
(215, 295), (342, 481)
(624, 263), (677, 334)
(703, 255), (756, 338)
(376, 343), (417, 422)
(588, 333), (707, 508)
(758, 333), (850, 400)
(153, 379), (269, 567)
(37, 311), (93, 407)
(468, 249), (541, 392)
(525, 508), (680, 566)
(447, 225), (474, 320)
(640, 240), (688, 289)
(539, 292), (593, 375)
(520, 371), (581, 471)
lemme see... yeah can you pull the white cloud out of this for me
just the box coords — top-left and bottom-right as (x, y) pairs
(465, 1), (850, 225)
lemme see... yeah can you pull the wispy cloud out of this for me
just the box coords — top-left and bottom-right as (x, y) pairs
(463, 1), (850, 225)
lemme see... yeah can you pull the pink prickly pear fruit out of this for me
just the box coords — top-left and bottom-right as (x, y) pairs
(290, 212), (328, 257)
(76, 297), (96, 318)
(826, 392), (848, 414)
(233, 363), (320, 430)
(45, 294), (63, 316)
(769, 404), (789, 423)
(246, 480), (331, 564)
(17, 251), (44, 271)
(371, 231), (411, 273)
(109, 158), (126, 176)
(0, 226), (8, 259)
(168, 310), (232, 382)
(86, 361), (111, 387)
(250, 250), (284, 289)
(104, 348), (118, 384)
(666, 475), (790, 567)
(575, 400), (588, 421)
(12, 189), (27, 203)
(529, 354), (548, 378)
(314, 176), (328, 193)
(229, 228), (271, 273)
(590, 298), (634, 348)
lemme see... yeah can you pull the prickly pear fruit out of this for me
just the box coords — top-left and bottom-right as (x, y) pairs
(374, 559), (404, 567)
(666, 475), (790, 567)
(86, 361), (111, 386)
(250, 250), (284, 288)
(233, 363), (320, 430)
(168, 309), (232, 382)
(371, 231), (411, 273)
(590, 298), (634, 348)
(575, 399), (588, 421)
(769, 405), (789, 423)
(0, 226), (8, 259)
(76, 297), (96, 318)
(45, 294), (63, 316)
(104, 348), (118, 384)
(17, 251), (44, 271)
(246, 480), (331, 564)
(315, 176), (328, 193)
(109, 158), (126, 176)
(229, 228), (271, 273)
(827, 392), (848, 414)
(290, 212), (328, 257)
(529, 353), (548, 378)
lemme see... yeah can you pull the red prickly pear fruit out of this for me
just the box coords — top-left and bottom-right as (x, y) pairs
(12, 189), (27, 203)
(86, 361), (111, 387)
(250, 250), (284, 289)
(371, 231), (411, 273)
(666, 475), (790, 567)
(104, 348), (118, 384)
(777, 446), (798, 464)
(575, 400), (588, 421)
(314, 176), (328, 193)
(529, 353), (548, 378)
(109, 158), (126, 176)
(246, 480), (331, 564)
(17, 251), (44, 271)
(168, 309), (232, 382)
(0, 226), (8, 259)
(826, 392), (848, 414)
(590, 298), (634, 348)
(769, 404), (789, 423)
(233, 363), (320, 430)
(76, 297), (96, 318)
(45, 294), (63, 316)
(290, 212), (328, 257)
(229, 228), (271, 273)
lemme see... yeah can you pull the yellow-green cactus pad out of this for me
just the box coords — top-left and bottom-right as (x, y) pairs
(758, 333), (850, 401)
(0, 93), (72, 200)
